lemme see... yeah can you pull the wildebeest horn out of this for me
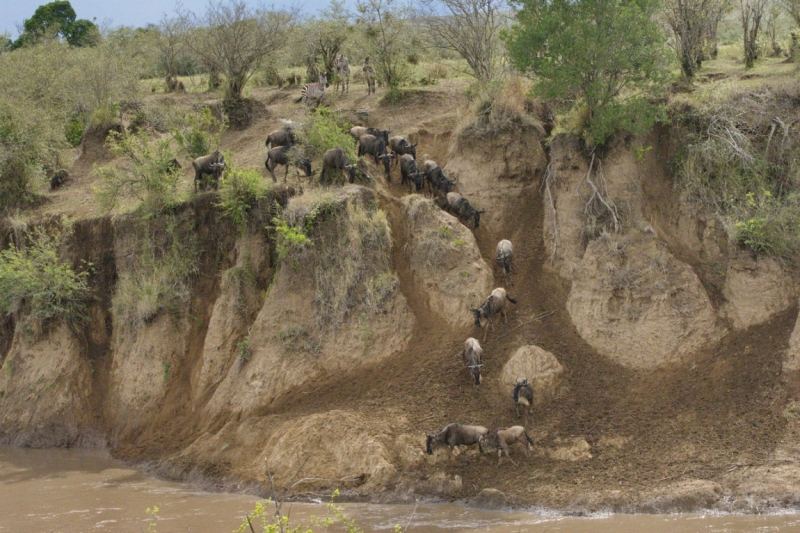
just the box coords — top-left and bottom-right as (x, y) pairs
(451, 175), (458, 184)
(478, 209), (485, 214)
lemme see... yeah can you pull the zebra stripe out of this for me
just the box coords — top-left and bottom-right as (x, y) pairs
(296, 74), (328, 106)
(334, 54), (350, 94)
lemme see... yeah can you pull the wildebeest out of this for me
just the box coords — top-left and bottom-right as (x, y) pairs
(357, 134), (393, 180)
(192, 151), (226, 192)
(513, 378), (534, 425)
(49, 169), (69, 190)
(265, 145), (312, 183)
(320, 147), (356, 185)
(471, 287), (517, 341)
(265, 127), (297, 149)
(496, 239), (513, 285)
(426, 423), (489, 461)
(479, 426), (535, 466)
(350, 126), (390, 144)
(389, 136), (417, 161)
(462, 337), (483, 386)
(399, 154), (424, 192)
(446, 192), (484, 229)
(421, 160), (456, 197)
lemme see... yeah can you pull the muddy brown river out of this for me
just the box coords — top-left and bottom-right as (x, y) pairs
(2, 446), (800, 533)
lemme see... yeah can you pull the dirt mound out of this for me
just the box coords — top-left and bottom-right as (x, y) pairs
(401, 195), (492, 327)
(567, 231), (722, 369)
(500, 345), (563, 402)
(203, 186), (414, 419)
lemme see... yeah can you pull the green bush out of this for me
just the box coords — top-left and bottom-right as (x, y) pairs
(301, 108), (357, 163)
(0, 225), (91, 330)
(172, 107), (226, 160)
(64, 114), (85, 146)
(217, 165), (270, 227)
(94, 129), (182, 213)
(272, 216), (312, 263)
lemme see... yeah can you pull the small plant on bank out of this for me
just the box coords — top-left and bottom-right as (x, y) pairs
(272, 216), (313, 263)
(0, 224), (91, 331)
(172, 106), (226, 160)
(94, 129), (182, 214)
(301, 107), (357, 163)
(217, 164), (270, 228)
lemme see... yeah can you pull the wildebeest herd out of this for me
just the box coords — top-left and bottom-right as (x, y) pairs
(185, 68), (535, 467)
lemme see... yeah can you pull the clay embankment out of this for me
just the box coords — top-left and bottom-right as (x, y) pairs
(2, 86), (800, 512)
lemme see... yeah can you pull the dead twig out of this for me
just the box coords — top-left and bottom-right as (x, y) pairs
(403, 499), (420, 533)
(542, 161), (559, 265)
(495, 310), (555, 340)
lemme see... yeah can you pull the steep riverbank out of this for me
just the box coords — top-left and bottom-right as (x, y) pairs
(2, 81), (800, 513)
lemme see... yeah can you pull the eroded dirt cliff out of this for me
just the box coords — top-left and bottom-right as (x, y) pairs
(2, 86), (800, 513)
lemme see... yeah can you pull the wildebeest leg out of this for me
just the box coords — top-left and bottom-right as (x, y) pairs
(284, 164), (289, 183)
(482, 320), (489, 342)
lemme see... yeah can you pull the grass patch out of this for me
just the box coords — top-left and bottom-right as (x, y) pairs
(278, 192), (397, 330)
(111, 219), (199, 339)
(459, 75), (546, 138)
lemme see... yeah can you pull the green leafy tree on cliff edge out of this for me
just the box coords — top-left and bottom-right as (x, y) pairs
(13, 1), (99, 49)
(503, 0), (671, 146)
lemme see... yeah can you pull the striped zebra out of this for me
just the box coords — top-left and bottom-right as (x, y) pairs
(363, 56), (376, 95)
(333, 54), (350, 95)
(295, 74), (328, 107)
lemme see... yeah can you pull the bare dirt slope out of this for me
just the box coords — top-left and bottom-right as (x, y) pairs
(2, 80), (800, 513)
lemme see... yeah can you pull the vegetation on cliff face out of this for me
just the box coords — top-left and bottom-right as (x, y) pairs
(0, 224), (91, 331)
(673, 82), (800, 261)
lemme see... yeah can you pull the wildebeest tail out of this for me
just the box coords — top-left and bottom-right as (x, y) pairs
(506, 294), (517, 304)
(524, 429), (534, 446)
(503, 262), (511, 275)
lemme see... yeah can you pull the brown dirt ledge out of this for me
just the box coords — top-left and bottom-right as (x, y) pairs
(2, 85), (800, 514)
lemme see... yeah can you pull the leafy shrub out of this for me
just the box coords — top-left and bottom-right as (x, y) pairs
(172, 107), (226, 160)
(217, 165), (270, 227)
(301, 107), (357, 162)
(0, 225), (91, 330)
(272, 216), (312, 262)
(64, 114), (85, 146)
(94, 129), (182, 213)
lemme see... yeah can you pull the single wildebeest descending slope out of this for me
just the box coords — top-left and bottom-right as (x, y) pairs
(446, 192), (484, 229)
(462, 337), (483, 385)
(265, 145), (312, 183)
(192, 151), (225, 192)
(471, 287), (517, 341)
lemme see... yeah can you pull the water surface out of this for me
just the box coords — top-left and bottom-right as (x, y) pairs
(1, 446), (799, 532)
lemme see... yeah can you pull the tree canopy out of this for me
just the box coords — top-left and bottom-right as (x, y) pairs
(14, 1), (99, 48)
(504, 0), (672, 146)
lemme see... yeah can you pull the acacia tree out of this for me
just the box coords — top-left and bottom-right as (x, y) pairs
(505, 0), (671, 146)
(666, 0), (732, 79)
(420, 0), (509, 81)
(741, 0), (768, 68)
(357, 0), (414, 88)
(309, 0), (351, 80)
(779, 0), (800, 25)
(155, 15), (187, 91)
(182, 0), (298, 99)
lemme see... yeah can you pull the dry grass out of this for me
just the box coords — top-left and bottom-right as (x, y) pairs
(457, 74), (546, 139)
(405, 196), (468, 270)
(281, 190), (397, 330)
